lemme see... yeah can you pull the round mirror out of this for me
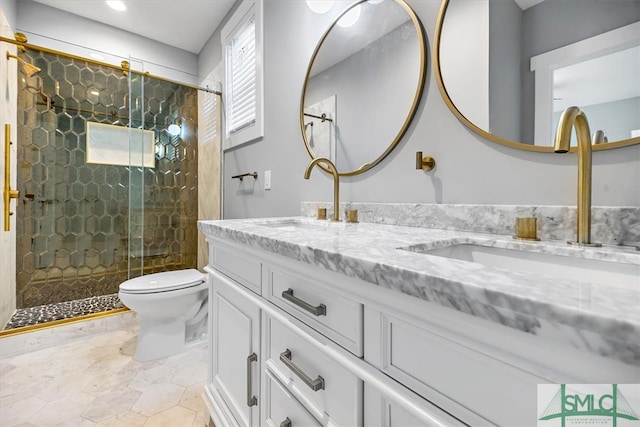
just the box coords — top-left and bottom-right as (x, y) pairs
(301, 0), (426, 175)
(434, 0), (640, 152)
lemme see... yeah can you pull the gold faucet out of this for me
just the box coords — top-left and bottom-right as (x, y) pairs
(304, 157), (340, 222)
(553, 106), (600, 247)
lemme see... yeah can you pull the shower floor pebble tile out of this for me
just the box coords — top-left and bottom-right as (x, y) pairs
(3, 294), (125, 330)
(0, 319), (209, 427)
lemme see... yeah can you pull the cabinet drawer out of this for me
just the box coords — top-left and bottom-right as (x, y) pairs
(364, 384), (464, 427)
(267, 266), (363, 356)
(264, 370), (321, 427)
(211, 244), (262, 295)
(265, 315), (362, 427)
(377, 312), (547, 426)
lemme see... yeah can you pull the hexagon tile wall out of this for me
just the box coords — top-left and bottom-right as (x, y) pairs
(15, 49), (199, 309)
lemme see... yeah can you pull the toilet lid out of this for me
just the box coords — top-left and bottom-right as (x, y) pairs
(119, 269), (206, 294)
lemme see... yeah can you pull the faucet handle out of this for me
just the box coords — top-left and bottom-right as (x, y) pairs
(514, 217), (539, 241)
(346, 209), (358, 223)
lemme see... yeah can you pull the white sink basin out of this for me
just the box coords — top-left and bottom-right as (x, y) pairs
(408, 243), (639, 289)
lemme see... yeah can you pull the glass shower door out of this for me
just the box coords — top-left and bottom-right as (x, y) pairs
(126, 58), (145, 280)
(7, 42), (204, 328)
(15, 48), (132, 310)
(125, 58), (201, 279)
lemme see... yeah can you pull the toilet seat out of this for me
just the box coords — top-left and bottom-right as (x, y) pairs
(119, 269), (206, 294)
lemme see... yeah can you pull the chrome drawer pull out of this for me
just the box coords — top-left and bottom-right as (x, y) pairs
(246, 353), (258, 407)
(282, 288), (326, 316)
(280, 349), (325, 391)
(280, 418), (291, 427)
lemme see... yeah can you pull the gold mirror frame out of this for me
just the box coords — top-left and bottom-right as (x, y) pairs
(300, 0), (427, 176)
(433, 0), (640, 153)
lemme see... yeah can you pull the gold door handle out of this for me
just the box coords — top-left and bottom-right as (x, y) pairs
(4, 124), (19, 231)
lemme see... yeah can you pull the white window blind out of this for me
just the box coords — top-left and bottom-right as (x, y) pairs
(227, 16), (256, 135)
(221, 0), (263, 150)
(201, 91), (218, 142)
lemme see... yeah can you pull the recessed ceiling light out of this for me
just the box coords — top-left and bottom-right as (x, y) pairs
(106, 1), (126, 11)
(306, 0), (334, 14)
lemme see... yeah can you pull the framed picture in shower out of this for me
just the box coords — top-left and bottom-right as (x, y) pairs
(86, 122), (155, 168)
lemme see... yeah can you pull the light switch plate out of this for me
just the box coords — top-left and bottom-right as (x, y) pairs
(264, 170), (271, 190)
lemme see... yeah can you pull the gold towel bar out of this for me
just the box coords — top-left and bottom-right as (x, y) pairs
(4, 123), (20, 231)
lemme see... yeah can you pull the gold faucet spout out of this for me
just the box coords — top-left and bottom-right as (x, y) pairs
(304, 157), (340, 222)
(553, 106), (600, 246)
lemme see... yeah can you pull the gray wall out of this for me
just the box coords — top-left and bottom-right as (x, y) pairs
(489, 0), (521, 141)
(198, 1), (241, 81)
(196, 0), (640, 220)
(520, 0), (640, 143)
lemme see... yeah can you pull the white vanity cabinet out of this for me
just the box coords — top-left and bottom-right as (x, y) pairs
(364, 305), (544, 425)
(364, 295), (640, 426)
(202, 235), (639, 427)
(208, 269), (261, 427)
(204, 237), (466, 427)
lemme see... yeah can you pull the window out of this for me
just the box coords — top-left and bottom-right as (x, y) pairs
(200, 89), (219, 142)
(222, 0), (263, 150)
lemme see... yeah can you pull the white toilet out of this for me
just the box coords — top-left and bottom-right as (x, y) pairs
(118, 269), (208, 361)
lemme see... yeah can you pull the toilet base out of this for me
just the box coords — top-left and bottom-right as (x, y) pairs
(117, 271), (209, 361)
(134, 316), (205, 361)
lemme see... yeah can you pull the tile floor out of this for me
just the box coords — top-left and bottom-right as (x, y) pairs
(0, 315), (209, 426)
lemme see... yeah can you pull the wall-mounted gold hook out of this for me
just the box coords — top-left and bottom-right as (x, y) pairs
(416, 152), (436, 172)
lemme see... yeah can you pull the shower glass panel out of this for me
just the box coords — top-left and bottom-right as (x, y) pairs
(127, 58), (145, 280)
(14, 48), (199, 310)
(126, 58), (200, 281)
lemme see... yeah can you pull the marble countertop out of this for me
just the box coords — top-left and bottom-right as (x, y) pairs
(198, 217), (640, 365)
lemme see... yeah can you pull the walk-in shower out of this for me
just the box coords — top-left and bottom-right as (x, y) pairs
(1, 40), (211, 330)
